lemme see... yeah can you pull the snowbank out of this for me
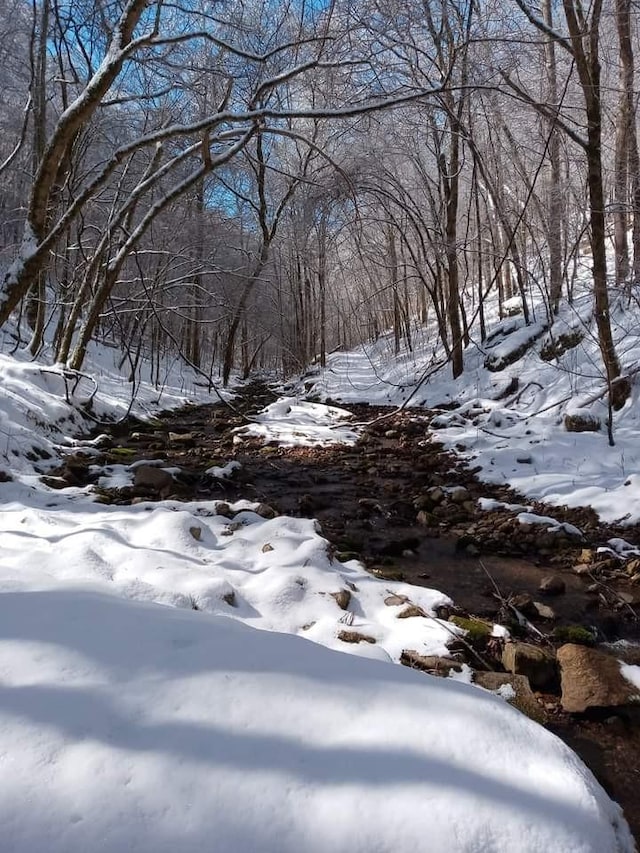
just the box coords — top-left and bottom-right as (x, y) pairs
(0, 584), (633, 853)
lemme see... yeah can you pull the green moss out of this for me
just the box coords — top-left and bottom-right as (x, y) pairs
(552, 625), (595, 646)
(449, 615), (492, 642)
(109, 446), (137, 459)
(335, 551), (361, 563)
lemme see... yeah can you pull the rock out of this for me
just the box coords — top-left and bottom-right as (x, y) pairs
(427, 486), (445, 505)
(573, 563), (592, 576)
(533, 601), (556, 620)
(413, 495), (432, 511)
(337, 630), (376, 644)
(473, 672), (546, 724)
(215, 502), (233, 518)
(502, 642), (557, 690)
(448, 486), (470, 504)
(222, 590), (236, 607)
(384, 594), (409, 607)
(40, 476), (69, 490)
(510, 593), (536, 617)
(400, 650), (462, 675)
(617, 590), (640, 606)
(397, 604), (427, 619)
(557, 643), (640, 713)
(189, 525), (202, 541)
(416, 510), (434, 526)
(564, 413), (601, 433)
(261, 543), (274, 553)
(331, 589), (352, 611)
(516, 455), (533, 464)
(254, 503), (278, 519)
(133, 465), (174, 493)
(169, 431), (194, 444)
(539, 575), (566, 596)
(465, 543), (480, 557)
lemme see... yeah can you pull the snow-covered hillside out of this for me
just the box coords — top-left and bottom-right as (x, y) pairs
(300, 288), (640, 525)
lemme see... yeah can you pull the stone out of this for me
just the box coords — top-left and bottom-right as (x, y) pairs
(618, 590), (640, 606)
(337, 630), (376, 644)
(516, 455), (533, 464)
(215, 502), (233, 518)
(473, 672), (546, 724)
(384, 594), (409, 607)
(169, 431), (194, 444)
(189, 525), (202, 541)
(254, 503), (278, 519)
(448, 486), (470, 504)
(133, 465), (174, 493)
(222, 590), (236, 607)
(573, 563), (592, 576)
(416, 510), (435, 526)
(40, 476), (69, 490)
(502, 641), (557, 690)
(538, 575), (566, 595)
(261, 543), (274, 553)
(397, 604), (427, 619)
(557, 643), (640, 713)
(427, 486), (445, 505)
(400, 650), (462, 676)
(331, 589), (351, 611)
(533, 601), (556, 620)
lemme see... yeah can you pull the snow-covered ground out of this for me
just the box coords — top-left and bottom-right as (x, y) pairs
(0, 324), (637, 850)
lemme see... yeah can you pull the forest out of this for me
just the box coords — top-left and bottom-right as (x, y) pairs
(2, 2), (640, 852)
(1, 0), (638, 398)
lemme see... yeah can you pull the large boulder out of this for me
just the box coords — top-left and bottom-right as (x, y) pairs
(557, 643), (640, 713)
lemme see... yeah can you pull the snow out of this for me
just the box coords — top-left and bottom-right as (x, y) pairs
(0, 585), (634, 853)
(517, 512), (583, 538)
(205, 459), (241, 478)
(235, 396), (360, 446)
(620, 661), (640, 692)
(0, 324), (636, 850)
(0, 325), (219, 478)
(0, 488), (455, 663)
